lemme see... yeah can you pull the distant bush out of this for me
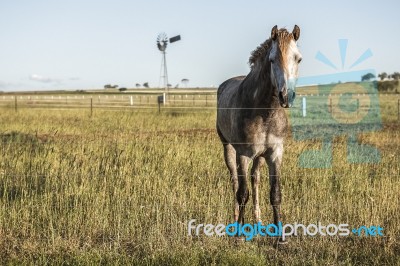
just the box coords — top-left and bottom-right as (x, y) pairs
(377, 80), (399, 93)
(104, 84), (118, 89)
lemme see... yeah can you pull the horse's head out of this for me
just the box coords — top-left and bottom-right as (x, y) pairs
(269, 25), (302, 108)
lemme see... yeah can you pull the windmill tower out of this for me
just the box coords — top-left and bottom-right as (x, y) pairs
(156, 33), (181, 103)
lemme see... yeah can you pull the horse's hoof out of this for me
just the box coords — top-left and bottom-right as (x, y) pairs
(278, 238), (288, 244)
(235, 236), (246, 242)
(230, 236), (246, 245)
(278, 238), (289, 245)
(273, 237), (288, 248)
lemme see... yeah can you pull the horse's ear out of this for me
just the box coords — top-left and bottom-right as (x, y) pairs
(271, 25), (278, 40)
(292, 25), (300, 41)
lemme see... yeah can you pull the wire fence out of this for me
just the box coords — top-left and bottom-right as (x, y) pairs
(0, 93), (217, 109)
(1, 93), (400, 120)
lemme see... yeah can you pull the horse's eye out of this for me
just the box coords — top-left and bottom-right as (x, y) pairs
(297, 58), (302, 64)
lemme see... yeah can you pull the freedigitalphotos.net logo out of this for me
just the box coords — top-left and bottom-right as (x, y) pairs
(187, 220), (384, 241)
(291, 39), (382, 168)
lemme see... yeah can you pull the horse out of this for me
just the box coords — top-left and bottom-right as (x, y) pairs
(216, 25), (302, 242)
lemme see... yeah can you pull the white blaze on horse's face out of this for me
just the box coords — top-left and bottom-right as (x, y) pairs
(269, 25), (302, 108)
(287, 39), (302, 85)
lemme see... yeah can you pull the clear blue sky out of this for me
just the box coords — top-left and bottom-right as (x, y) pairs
(0, 0), (399, 91)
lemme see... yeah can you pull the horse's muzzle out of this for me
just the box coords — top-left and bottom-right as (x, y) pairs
(279, 89), (296, 108)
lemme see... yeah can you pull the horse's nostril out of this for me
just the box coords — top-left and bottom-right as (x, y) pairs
(279, 91), (285, 103)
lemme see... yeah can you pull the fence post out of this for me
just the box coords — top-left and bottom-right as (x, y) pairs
(302, 97), (306, 117)
(398, 99), (400, 122)
(15, 96), (17, 112)
(90, 97), (93, 117)
(357, 98), (359, 117)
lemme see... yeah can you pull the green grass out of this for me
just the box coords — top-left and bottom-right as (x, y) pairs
(0, 97), (399, 265)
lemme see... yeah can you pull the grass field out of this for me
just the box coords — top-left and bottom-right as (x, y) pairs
(0, 91), (399, 265)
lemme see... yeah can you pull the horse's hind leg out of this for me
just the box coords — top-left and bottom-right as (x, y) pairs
(237, 155), (250, 225)
(223, 144), (240, 222)
(251, 156), (265, 223)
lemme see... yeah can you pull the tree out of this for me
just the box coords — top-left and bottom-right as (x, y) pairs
(119, 87), (127, 92)
(391, 72), (400, 80)
(181, 78), (189, 87)
(361, 73), (375, 81)
(135, 83), (141, 88)
(378, 72), (387, 81)
(143, 82), (149, 88)
(104, 84), (119, 89)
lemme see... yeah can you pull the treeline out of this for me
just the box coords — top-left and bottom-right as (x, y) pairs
(376, 72), (400, 93)
(377, 80), (399, 93)
(378, 72), (400, 80)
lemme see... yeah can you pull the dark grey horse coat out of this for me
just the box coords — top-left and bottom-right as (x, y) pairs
(217, 75), (288, 159)
(216, 26), (301, 238)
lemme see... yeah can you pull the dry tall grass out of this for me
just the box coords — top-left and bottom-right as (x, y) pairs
(0, 98), (398, 264)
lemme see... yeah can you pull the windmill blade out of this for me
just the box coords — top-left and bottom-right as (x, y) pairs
(169, 35), (181, 43)
(157, 42), (167, 51)
(157, 33), (168, 51)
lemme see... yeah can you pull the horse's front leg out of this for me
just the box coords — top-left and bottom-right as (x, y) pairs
(251, 156), (265, 223)
(265, 146), (285, 243)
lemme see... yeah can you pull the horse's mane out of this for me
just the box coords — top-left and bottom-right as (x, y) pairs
(248, 28), (294, 68)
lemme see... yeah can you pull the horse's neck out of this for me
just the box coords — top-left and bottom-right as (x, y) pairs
(239, 63), (279, 109)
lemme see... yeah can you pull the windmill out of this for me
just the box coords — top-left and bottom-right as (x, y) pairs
(156, 32), (181, 103)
